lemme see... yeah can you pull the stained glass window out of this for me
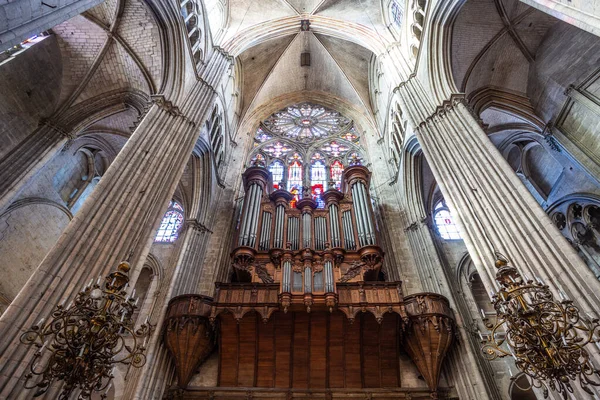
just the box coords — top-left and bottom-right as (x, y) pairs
(348, 152), (364, 166)
(311, 153), (327, 208)
(433, 200), (462, 240)
(270, 160), (284, 189)
(263, 103), (351, 142)
(320, 141), (350, 158)
(247, 103), (368, 195)
(330, 160), (344, 190)
(255, 128), (272, 144)
(263, 141), (292, 158)
(155, 201), (184, 243)
(288, 154), (303, 193)
(390, 0), (403, 26)
(250, 153), (266, 167)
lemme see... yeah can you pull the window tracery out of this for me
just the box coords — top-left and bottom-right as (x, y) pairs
(311, 153), (327, 207)
(207, 106), (224, 167)
(262, 103), (352, 142)
(179, 0), (205, 67)
(155, 201), (184, 243)
(269, 160), (284, 188)
(433, 200), (462, 240)
(247, 103), (368, 204)
(549, 200), (600, 279)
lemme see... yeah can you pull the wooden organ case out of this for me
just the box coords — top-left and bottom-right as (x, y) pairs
(164, 166), (457, 399)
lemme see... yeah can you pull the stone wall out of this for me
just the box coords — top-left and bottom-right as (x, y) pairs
(0, 35), (62, 159)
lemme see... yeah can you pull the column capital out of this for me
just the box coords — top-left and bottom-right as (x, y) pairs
(150, 94), (196, 128)
(185, 219), (212, 234)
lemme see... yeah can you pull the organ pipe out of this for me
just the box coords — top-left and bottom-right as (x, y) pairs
(282, 260), (291, 292)
(302, 212), (312, 248)
(324, 260), (334, 292)
(237, 183), (254, 246)
(329, 204), (340, 247)
(356, 182), (374, 245)
(304, 266), (312, 293)
(359, 182), (375, 245)
(351, 183), (367, 247)
(247, 183), (263, 247)
(274, 205), (285, 248)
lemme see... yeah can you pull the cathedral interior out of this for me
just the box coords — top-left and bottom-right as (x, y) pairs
(0, 0), (599, 399)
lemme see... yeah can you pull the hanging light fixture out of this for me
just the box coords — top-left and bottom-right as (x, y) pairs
(481, 255), (600, 398)
(19, 260), (151, 399)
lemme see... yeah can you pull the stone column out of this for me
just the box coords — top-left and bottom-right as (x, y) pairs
(399, 79), (600, 397)
(0, 46), (230, 396)
(397, 74), (600, 313)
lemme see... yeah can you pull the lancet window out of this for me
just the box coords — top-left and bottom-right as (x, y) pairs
(288, 154), (303, 193)
(269, 160), (284, 188)
(433, 200), (462, 240)
(155, 201), (184, 243)
(310, 153), (327, 207)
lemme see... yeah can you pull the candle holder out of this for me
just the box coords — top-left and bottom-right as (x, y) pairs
(19, 261), (151, 399)
(481, 255), (600, 399)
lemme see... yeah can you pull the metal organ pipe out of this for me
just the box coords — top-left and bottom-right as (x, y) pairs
(342, 210), (355, 250)
(259, 212), (272, 250)
(324, 260), (334, 292)
(282, 260), (291, 292)
(302, 212), (312, 248)
(274, 205), (285, 248)
(304, 265), (312, 293)
(238, 184), (255, 246)
(247, 183), (263, 248)
(329, 204), (340, 248)
(356, 182), (374, 245)
(351, 183), (367, 247)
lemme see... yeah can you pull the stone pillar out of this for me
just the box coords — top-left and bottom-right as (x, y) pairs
(399, 145), (501, 400)
(398, 81), (600, 398)
(411, 97), (600, 313)
(171, 220), (212, 297)
(0, 46), (230, 396)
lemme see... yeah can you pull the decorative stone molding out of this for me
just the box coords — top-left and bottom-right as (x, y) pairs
(151, 95), (196, 127)
(185, 219), (212, 234)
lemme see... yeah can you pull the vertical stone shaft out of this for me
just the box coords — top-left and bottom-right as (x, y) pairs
(0, 45), (230, 396)
(418, 101), (600, 313)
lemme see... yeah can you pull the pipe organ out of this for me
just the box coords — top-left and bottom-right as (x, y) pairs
(163, 165), (457, 399)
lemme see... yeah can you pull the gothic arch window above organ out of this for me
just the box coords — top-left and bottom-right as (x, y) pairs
(310, 153), (327, 208)
(269, 160), (284, 188)
(154, 201), (184, 243)
(433, 199), (462, 240)
(179, 0), (205, 68)
(247, 102), (367, 198)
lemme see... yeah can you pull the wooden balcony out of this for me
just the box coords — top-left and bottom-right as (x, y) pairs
(209, 281), (405, 322)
